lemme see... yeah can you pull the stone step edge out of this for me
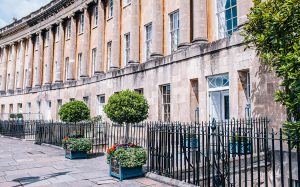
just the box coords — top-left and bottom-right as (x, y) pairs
(145, 172), (196, 187)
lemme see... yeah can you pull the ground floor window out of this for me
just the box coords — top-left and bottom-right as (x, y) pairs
(97, 95), (105, 116)
(160, 84), (171, 122)
(208, 74), (230, 121)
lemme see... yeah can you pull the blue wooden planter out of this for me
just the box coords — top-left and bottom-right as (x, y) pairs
(183, 138), (198, 148)
(109, 157), (144, 181)
(229, 142), (252, 155)
(65, 150), (88, 160)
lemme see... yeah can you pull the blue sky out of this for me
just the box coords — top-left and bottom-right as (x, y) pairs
(0, 0), (51, 28)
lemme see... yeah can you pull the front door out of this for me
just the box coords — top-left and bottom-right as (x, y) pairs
(209, 90), (229, 121)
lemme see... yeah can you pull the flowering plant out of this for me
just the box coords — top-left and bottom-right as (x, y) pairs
(106, 143), (147, 168)
(62, 136), (92, 152)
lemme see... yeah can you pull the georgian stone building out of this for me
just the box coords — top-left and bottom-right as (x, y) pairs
(0, 0), (285, 126)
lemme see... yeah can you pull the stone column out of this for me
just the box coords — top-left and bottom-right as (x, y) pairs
(68, 13), (76, 80)
(128, 0), (139, 64)
(95, 0), (105, 74)
(110, 0), (120, 70)
(193, 0), (208, 43)
(25, 36), (34, 88)
(55, 20), (64, 83)
(8, 43), (17, 91)
(34, 32), (43, 87)
(17, 39), (25, 89)
(44, 27), (54, 85)
(178, 0), (191, 48)
(80, 5), (90, 78)
(0, 46), (8, 92)
(151, 0), (163, 57)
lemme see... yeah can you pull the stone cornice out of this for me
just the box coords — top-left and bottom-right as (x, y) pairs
(0, 0), (76, 39)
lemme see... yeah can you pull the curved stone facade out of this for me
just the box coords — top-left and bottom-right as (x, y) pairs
(0, 0), (285, 126)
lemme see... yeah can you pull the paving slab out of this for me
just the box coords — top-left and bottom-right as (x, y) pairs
(0, 137), (173, 186)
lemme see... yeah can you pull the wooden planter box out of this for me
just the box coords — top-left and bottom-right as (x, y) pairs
(109, 157), (144, 181)
(65, 150), (88, 160)
(229, 141), (252, 155)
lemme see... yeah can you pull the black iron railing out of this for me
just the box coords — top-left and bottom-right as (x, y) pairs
(0, 118), (299, 186)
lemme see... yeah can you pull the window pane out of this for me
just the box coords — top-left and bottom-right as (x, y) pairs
(232, 6), (237, 18)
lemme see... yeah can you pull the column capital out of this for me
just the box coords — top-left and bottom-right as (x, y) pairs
(35, 30), (42, 35)
(68, 12), (75, 18)
(17, 38), (24, 43)
(56, 18), (64, 25)
(81, 4), (88, 12)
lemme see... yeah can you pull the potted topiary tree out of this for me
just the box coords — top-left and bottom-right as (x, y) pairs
(104, 89), (149, 142)
(58, 100), (90, 123)
(62, 136), (92, 159)
(104, 90), (149, 180)
(107, 143), (147, 180)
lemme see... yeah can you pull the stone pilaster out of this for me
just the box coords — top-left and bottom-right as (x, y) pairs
(0, 46), (8, 92)
(237, 0), (253, 28)
(110, 0), (120, 70)
(68, 13), (76, 80)
(25, 36), (34, 88)
(8, 43), (17, 91)
(44, 27), (54, 85)
(55, 20), (64, 83)
(34, 32), (43, 87)
(80, 5), (90, 78)
(17, 39), (25, 89)
(178, 0), (191, 49)
(95, 0), (105, 74)
(128, 0), (139, 65)
(193, 0), (208, 43)
(151, 0), (163, 58)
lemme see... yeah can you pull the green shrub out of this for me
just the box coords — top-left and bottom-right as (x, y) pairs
(62, 138), (92, 152)
(104, 90), (149, 124)
(58, 100), (90, 122)
(106, 143), (147, 168)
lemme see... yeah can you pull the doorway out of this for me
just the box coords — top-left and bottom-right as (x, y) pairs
(209, 90), (229, 121)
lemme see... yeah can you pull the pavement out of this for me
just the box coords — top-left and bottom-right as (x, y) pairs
(0, 136), (172, 187)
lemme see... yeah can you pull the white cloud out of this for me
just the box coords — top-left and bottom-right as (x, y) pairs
(0, 0), (51, 28)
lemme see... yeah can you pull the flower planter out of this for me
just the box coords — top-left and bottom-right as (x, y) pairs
(229, 141), (252, 155)
(109, 157), (144, 181)
(65, 150), (88, 160)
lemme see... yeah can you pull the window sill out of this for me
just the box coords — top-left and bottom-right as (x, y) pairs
(107, 16), (113, 22)
(123, 3), (131, 9)
(66, 38), (70, 41)
(78, 32), (84, 36)
(92, 25), (98, 30)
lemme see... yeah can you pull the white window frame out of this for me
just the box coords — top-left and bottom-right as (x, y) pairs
(215, 0), (238, 39)
(107, 41), (112, 70)
(108, 0), (113, 18)
(160, 84), (171, 122)
(94, 6), (98, 27)
(83, 96), (89, 107)
(124, 33), (130, 66)
(78, 53), (82, 79)
(65, 57), (69, 80)
(169, 10), (179, 53)
(56, 26), (60, 42)
(145, 23), (152, 61)
(45, 31), (50, 46)
(92, 48), (97, 75)
(66, 21), (71, 40)
(79, 14), (84, 34)
(97, 94), (105, 116)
